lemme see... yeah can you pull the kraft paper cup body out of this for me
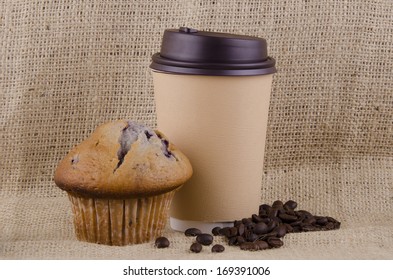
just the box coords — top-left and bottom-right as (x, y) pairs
(152, 72), (273, 232)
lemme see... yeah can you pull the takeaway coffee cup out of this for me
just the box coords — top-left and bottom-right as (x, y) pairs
(150, 27), (276, 233)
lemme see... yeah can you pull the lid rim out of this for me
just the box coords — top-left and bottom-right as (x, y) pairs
(150, 61), (276, 76)
(152, 53), (276, 70)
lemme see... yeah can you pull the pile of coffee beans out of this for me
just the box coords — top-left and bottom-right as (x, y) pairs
(155, 200), (340, 253)
(215, 199), (341, 251)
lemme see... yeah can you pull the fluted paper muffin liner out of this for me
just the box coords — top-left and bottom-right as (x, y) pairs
(67, 190), (176, 246)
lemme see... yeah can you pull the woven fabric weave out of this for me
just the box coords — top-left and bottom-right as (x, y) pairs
(1, 0), (392, 259)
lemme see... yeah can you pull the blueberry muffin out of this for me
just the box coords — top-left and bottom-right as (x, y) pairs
(54, 120), (193, 245)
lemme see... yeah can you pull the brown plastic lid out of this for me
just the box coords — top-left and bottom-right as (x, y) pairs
(150, 27), (276, 76)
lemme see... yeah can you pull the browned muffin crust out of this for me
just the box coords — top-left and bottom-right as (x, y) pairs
(54, 120), (193, 198)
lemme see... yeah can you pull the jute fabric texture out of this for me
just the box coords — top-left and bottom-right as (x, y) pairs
(1, 0), (392, 259)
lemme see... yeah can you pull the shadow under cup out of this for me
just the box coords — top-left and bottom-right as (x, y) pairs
(150, 27), (276, 232)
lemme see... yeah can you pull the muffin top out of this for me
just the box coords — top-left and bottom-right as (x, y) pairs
(54, 120), (193, 198)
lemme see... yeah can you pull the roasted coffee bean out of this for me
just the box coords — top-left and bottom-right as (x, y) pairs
(304, 216), (316, 225)
(196, 233), (214, 246)
(252, 214), (263, 223)
(272, 200), (284, 208)
(212, 226), (222, 236)
(266, 220), (278, 232)
(279, 213), (298, 223)
(253, 222), (269, 235)
(327, 217), (341, 229)
(244, 223), (256, 231)
(228, 236), (238, 246)
(267, 237), (284, 248)
(218, 227), (230, 236)
(259, 204), (271, 212)
(254, 231), (275, 242)
(295, 211), (303, 218)
(325, 222), (335, 230)
(278, 208), (287, 216)
(275, 224), (287, 238)
(223, 227), (236, 238)
(237, 223), (245, 236)
(301, 224), (318, 232)
(228, 227), (238, 238)
(243, 228), (251, 238)
(190, 242), (202, 253)
(155, 237), (170, 248)
(246, 223), (256, 231)
(242, 218), (253, 226)
(289, 219), (302, 227)
(297, 210), (313, 218)
(185, 228), (202, 236)
(240, 242), (259, 251)
(234, 220), (242, 227)
(255, 240), (269, 250)
(327, 216), (340, 224)
(285, 223), (294, 233)
(260, 217), (271, 224)
(284, 207), (296, 216)
(259, 211), (268, 217)
(211, 244), (225, 253)
(236, 236), (246, 245)
(246, 233), (259, 242)
(284, 200), (298, 210)
(268, 207), (279, 218)
(291, 226), (302, 233)
(315, 216), (328, 226)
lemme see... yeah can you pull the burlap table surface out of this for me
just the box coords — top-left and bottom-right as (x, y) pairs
(1, 0), (392, 259)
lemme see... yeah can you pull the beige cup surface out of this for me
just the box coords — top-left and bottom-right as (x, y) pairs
(153, 72), (273, 223)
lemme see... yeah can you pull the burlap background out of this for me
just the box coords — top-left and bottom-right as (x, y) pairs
(1, 0), (392, 259)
